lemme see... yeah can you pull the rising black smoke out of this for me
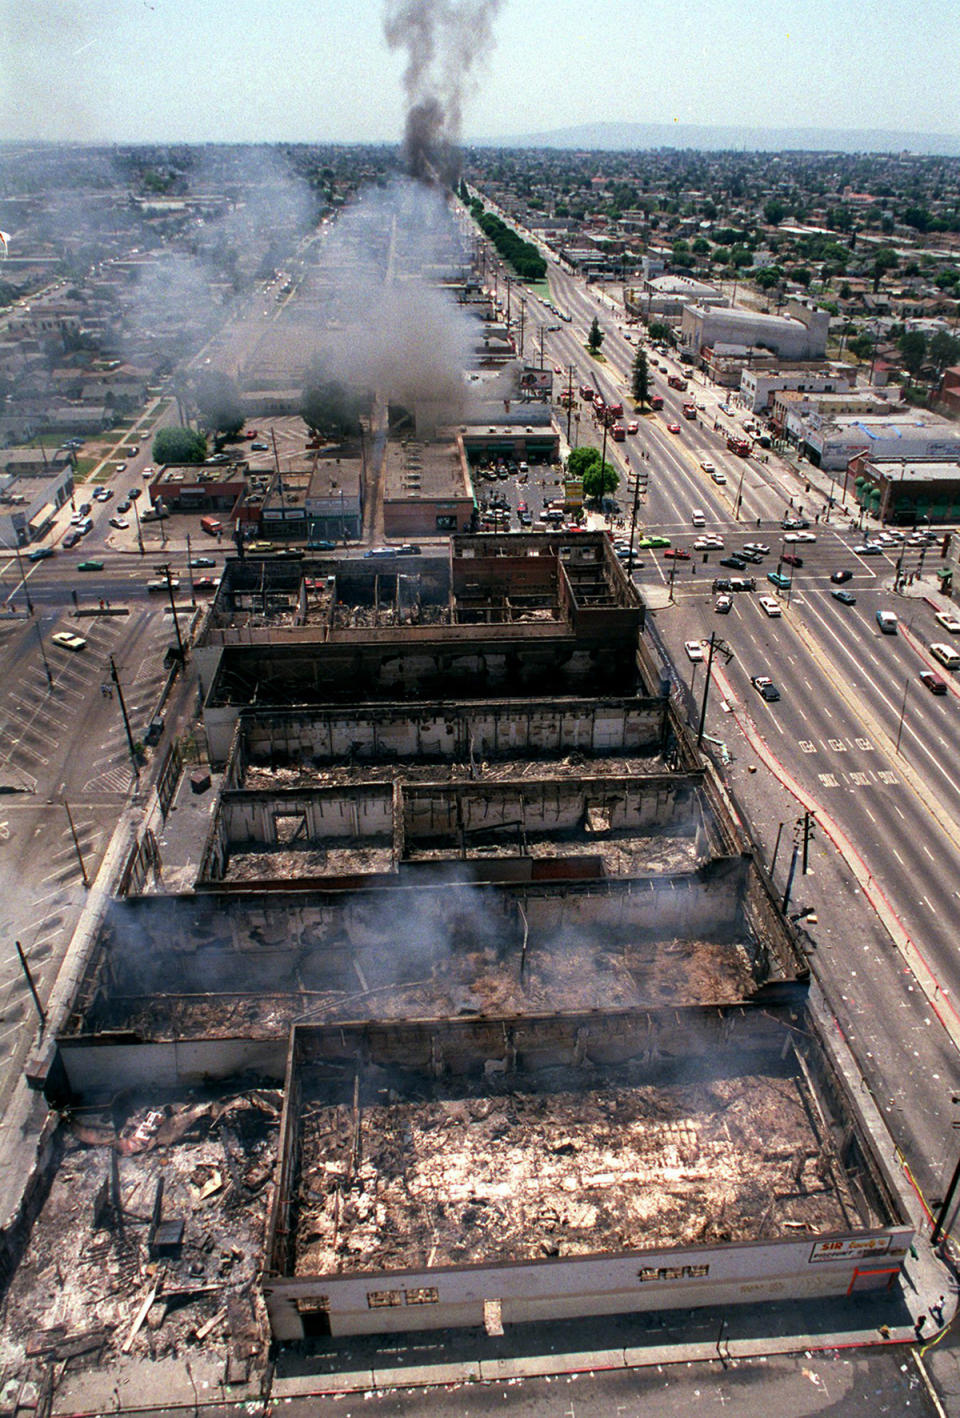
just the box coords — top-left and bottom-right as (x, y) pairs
(384, 0), (504, 184)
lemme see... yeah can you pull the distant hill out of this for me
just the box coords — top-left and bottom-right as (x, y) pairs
(473, 122), (960, 157)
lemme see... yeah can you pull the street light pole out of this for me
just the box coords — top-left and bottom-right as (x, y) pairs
(109, 654), (140, 784)
(696, 632), (719, 750)
(895, 674), (910, 755)
(35, 620), (53, 690)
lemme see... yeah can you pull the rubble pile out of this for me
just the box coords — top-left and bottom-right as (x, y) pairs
(0, 1088), (280, 1384)
(224, 843), (394, 881)
(293, 1070), (869, 1276)
(240, 753), (668, 792)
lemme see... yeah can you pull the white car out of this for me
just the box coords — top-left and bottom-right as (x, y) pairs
(694, 535), (724, 550)
(711, 470), (727, 485)
(758, 596), (782, 617)
(51, 630), (87, 652)
(795, 531), (817, 543)
(935, 610), (960, 634)
(684, 640), (705, 662)
(109, 516), (129, 529)
(700, 460), (716, 473)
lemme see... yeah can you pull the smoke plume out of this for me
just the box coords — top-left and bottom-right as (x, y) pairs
(384, 0), (504, 183)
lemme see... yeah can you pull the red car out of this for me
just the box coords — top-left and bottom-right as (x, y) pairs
(667, 422), (681, 433)
(663, 548), (691, 560)
(627, 420), (639, 433)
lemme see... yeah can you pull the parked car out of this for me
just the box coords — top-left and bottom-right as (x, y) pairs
(27, 546), (54, 562)
(758, 596), (782, 617)
(714, 594), (732, 614)
(93, 487), (113, 502)
(854, 543), (882, 555)
(116, 500), (131, 513)
(108, 516), (129, 530)
(831, 569), (853, 583)
(831, 589), (856, 605)
(190, 556), (217, 568)
(76, 559), (104, 571)
(781, 552), (804, 568)
(751, 675), (781, 701)
(684, 640), (705, 662)
(51, 630), (87, 651)
(719, 556), (746, 570)
(62, 531), (80, 548)
(128, 487), (142, 500)
(935, 610), (960, 634)
(663, 548), (690, 560)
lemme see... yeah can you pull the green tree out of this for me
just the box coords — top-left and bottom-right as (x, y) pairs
(587, 316), (605, 355)
(648, 321), (673, 344)
(152, 426), (207, 465)
(763, 199), (786, 226)
(567, 446), (600, 481)
(582, 459), (619, 502)
(193, 370), (245, 437)
(872, 247), (899, 291)
(898, 330), (927, 377)
(849, 333), (874, 363)
(631, 347), (650, 408)
(928, 330), (960, 372)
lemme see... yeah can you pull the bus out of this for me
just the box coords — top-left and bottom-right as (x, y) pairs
(200, 515), (223, 536)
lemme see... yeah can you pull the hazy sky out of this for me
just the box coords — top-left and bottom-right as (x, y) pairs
(1, 0), (958, 147)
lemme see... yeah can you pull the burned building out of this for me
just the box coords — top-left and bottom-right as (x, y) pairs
(3, 529), (914, 1372)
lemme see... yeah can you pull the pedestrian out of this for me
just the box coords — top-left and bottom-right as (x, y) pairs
(931, 1296), (945, 1326)
(691, 563), (696, 575)
(756, 516), (761, 528)
(914, 1314), (926, 1340)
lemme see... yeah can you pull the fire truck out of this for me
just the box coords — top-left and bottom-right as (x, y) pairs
(727, 434), (751, 457)
(682, 402), (697, 420)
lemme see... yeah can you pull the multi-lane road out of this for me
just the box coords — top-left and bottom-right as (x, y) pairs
(493, 262), (960, 1207)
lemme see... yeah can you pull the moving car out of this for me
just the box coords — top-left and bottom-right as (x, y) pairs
(27, 546), (54, 561)
(719, 556), (746, 570)
(663, 548), (690, 560)
(700, 460), (716, 473)
(116, 500), (131, 513)
(108, 516), (129, 529)
(711, 470), (727, 484)
(51, 631), (87, 652)
(114, 462), (126, 472)
(876, 610), (898, 633)
(684, 640), (705, 662)
(128, 487), (142, 500)
(190, 556), (217, 568)
(831, 588), (856, 605)
(854, 543), (882, 555)
(93, 488), (113, 502)
(920, 669), (948, 695)
(781, 552), (803, 568)
(76, 559), (104, 571)
(758, 596), (782, 617)
(714, 594), (733, 613)
(146, 577), (181, 592)
(831, 569), (852, 584)
(751, 675), (781, 701)
(637, 536), (671, 549)
(767, 571), (792, 590)
(627, 420), (639, 434)
(743, 543), (769, 556)
(192, 576), (218, 591)
(794, 531), (817, 543)
(667, 422), (681, 433)
(62, 531), (80, 548)
(694, 535), (724, 550)
(251, 441), (269, 451)
(364, 546), (395, 559)
(935, 610), (960, 634)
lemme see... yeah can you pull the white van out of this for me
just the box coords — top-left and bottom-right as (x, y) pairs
(876, 610), (898, 634)
(930, 642), (960, 670)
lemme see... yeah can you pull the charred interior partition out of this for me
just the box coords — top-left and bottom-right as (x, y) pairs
(56, 865), (808, 1097)
(262, 1008), (912, 1339)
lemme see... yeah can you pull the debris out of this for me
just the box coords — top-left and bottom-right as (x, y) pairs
(122, 1271), (164, 1353)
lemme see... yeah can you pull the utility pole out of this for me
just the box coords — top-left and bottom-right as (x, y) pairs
(696, 633), (718, 749)
(63, 799), (89, 887)
(12, 541), (33, 615)
(132, 495), (144, 555)
(35, 620), (53, 691)
(109, 654), (140, 784)
(186, 532), (195, 603)
(15, 941), (45, 1032)
(519, 297), (526, 359)
(157, 563), (186, 664)
(801, 811), (814, 874)
(565, 365), (575, 445)
(627, 459), (647, 579)
(538, 324), (545, 371)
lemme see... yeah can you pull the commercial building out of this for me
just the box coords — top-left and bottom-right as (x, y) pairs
(382, 436), (473, 539)
(628, 275), (727, 324)
(847, 454), (960, 526)
(773, 388), (895, 436)
(739, 367), (856, 415)
(790, 409), (960, 471)
(681, 300), (829, 363)
(0, 462), (74, 547)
